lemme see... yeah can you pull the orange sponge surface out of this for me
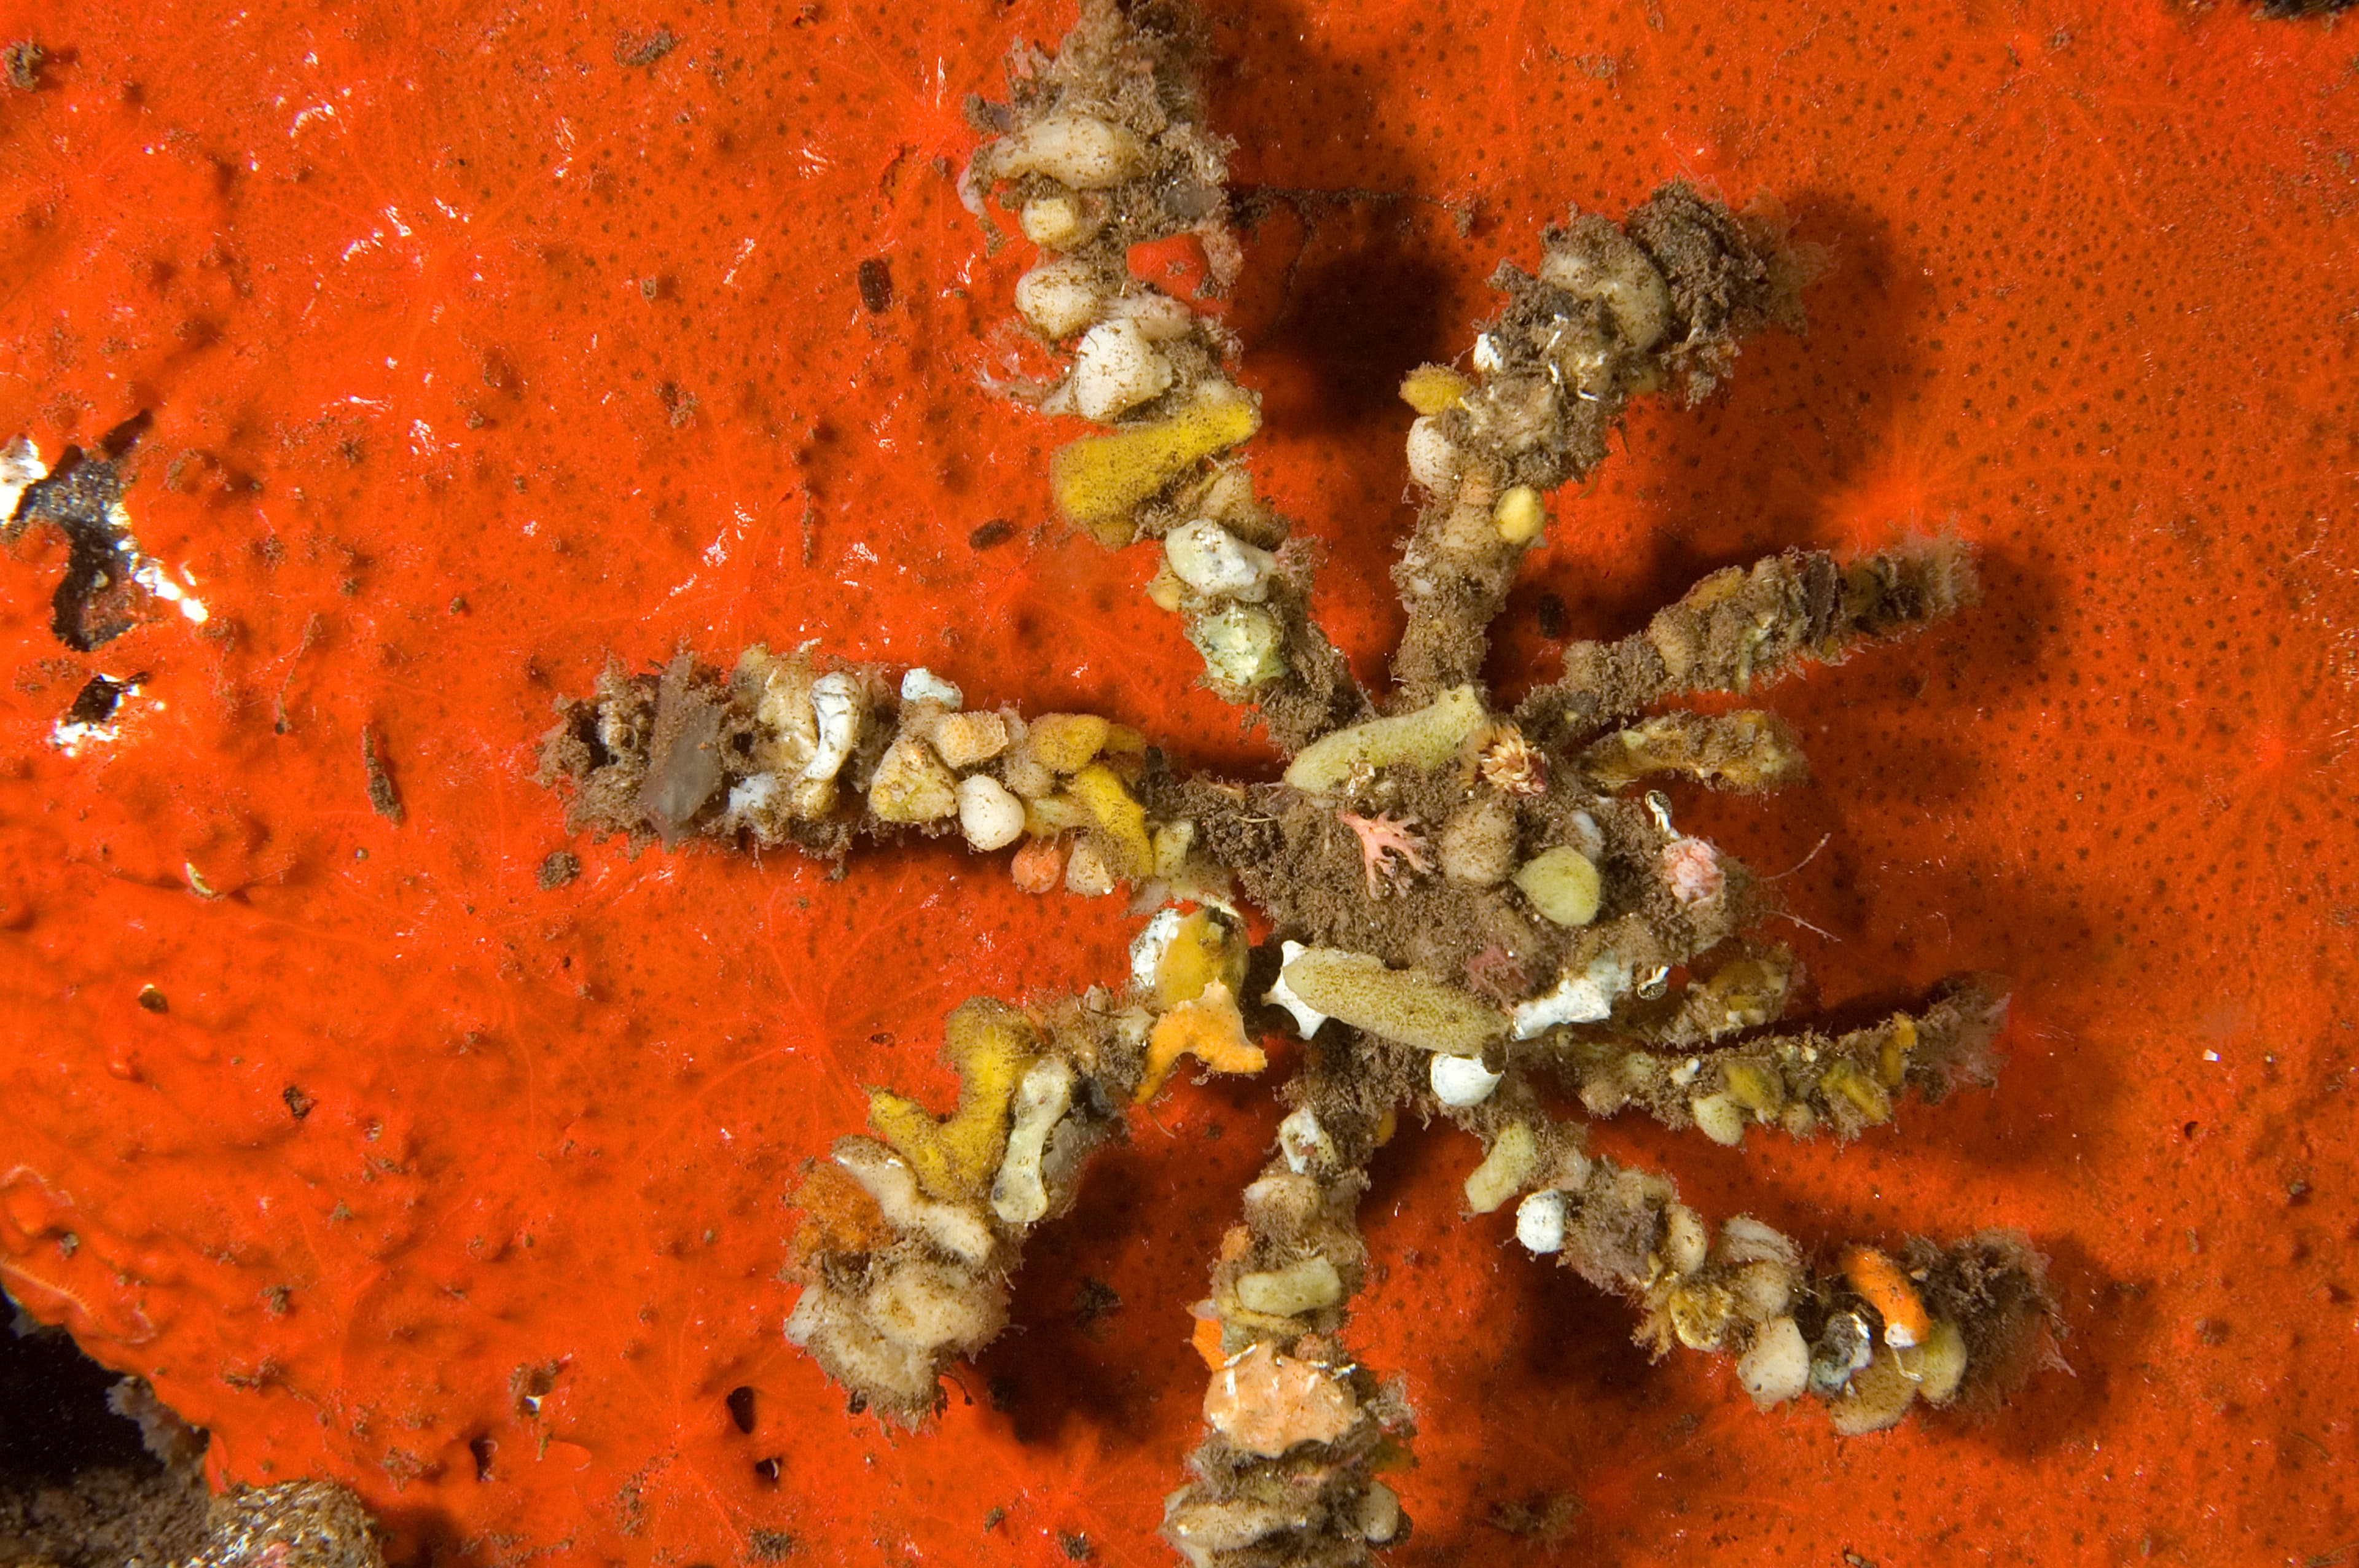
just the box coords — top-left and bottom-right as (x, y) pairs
(1, 2), (2353, 1564)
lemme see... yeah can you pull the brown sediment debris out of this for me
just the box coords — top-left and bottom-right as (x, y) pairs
(361, 727), (402, 824)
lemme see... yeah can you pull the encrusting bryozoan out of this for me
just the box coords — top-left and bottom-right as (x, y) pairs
(532, 1), (2061, 1561)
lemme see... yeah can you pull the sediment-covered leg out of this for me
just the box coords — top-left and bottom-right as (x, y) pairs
(960, 0), (1368, 752)
(1390, 187), (1802, 705)
(1517, 541), (1981, 743)
(1162, 1062), (1414, 1568)
(1443, 1106), (2058, 1434)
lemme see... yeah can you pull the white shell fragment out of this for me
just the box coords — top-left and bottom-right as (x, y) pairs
(1129, 907), (1186, 994)
(0, 435), (43, 520)
(956, 774), (1025, 852)
(1070, 318), (1175, 420)
(1428, 1053), (1504, 1107)
(1263, 940), (1329, 1039)
(1277, 1107), (1337, 1175)
(899, 667), (963, 709)
(1538, 230), (1675, 351)
(1165, 519), (1275, 602)
(804, 673), (864, 785)
(1514, 1188), (1567, 1254)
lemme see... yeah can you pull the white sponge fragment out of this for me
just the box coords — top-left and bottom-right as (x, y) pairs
(957, 774), (1025, 852)
(1165, 520), (1275, 602)
(1428, 1053), (1503, 1107)
(1070, 319), (1175, 421)
(1262, 939), (1328, 1039)
(899, 667), (963, 709)
(1514, 1188), (1567, 1254)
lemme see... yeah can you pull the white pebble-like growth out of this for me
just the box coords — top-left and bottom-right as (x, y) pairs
(1015, 259), (1105, 339)
(1165, 519), (1274, 601)
(1514, 1188), (1566, 1254)
(1000, 112), (1147, 189)
(1070, 319), (1175, 421)
(956, 774), (1025, 851)
(1736, 1316), (1811, 1408)
(1404, 416), (1459, 491)
(1689, 1091), (1747, 1147)
(1428, 1053), (1504, 1107)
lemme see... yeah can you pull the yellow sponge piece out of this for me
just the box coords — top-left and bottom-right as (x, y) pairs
(1399, 363), (1471, 416)
(1136, 983), (1267, 1102)
(1153, 910), (1250, 1012)
(868, 999), (1040, 1202)
(1069, 762), (1154, 878)
(1050, 389), (1261, 546)
(1027, 712), (1112, 773)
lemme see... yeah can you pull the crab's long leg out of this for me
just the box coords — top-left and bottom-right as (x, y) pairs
(1517, 540), (1981, 743)
(1162, 1058), (1414, 1568)
(1438, 1105), (2058, 1433)
(1537, 975), (2010, 1144)
(1388, 186), (1801, 706)
(960, 0), (1369, 754)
